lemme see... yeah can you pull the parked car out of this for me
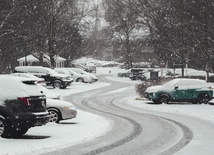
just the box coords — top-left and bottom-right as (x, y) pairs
(129, 71), (146, 81)
(0, 75), (49, 138)
(10, 72), (46, 86)
(145, 78), (214, 104)
(47, 98), (77, 123)
(14, 66), (73, 89)
(67, 68), (98, 82)
(54, 68), (95, 83)
(118, 69), (132, 77)
(72, 63), (95, 73)
(16, 76), (77, 123)
(118, 68), (145, 78)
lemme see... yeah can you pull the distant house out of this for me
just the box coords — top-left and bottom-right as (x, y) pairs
(17, 54), (66, 68)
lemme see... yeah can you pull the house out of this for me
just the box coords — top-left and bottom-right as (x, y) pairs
(17, 54), (66, 68)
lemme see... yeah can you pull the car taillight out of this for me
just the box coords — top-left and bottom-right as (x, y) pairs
(18, 97), (32, 106)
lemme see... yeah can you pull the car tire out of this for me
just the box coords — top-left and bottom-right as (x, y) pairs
(198, 94), (210, 104)
(152, 99), (161, 104)
(0, 115), (12, 138)
(191, 100), (198, 104)
(48, 108), (61, 123)
(76, 77), (84, 82)
(53, 80), (62, 89)
(158, 95), (169, 104)
(60, 85), (67, 89)
(11, 128), (29, 138)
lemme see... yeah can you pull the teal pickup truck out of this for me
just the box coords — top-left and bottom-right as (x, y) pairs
(145, 78), (214, 104)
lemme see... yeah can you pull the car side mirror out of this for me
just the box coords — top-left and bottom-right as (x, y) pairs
(174, 85), (179, 90)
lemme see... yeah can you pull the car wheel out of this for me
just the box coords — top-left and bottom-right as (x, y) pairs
(198, 94), (210, 104)
(11, 128), (29, 138)
(48, 108), (61, 123)
(60, 85), (67, 89)
(0, 115), (12, 138)
(53, 80), (62, 89)
(158, 95), (169, 104)
(191, 101), (198, 104)
(76, 77), (84, 82)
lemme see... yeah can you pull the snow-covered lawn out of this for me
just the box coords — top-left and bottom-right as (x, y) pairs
(124, 97), (214, 124)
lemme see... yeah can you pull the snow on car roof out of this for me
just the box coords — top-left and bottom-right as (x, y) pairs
(15, 66), (68, 78)
(11, 76), (60, 99)
(10, 73), (44, 81)
(163, 78), (209, 88)
(0, 75), (43, 101)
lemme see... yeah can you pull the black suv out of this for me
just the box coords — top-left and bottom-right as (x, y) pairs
(0, 75), (49, 138)
(14, 66), (73, 89)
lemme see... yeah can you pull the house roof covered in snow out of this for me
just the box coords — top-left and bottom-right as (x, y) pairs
(17, 54), (66, 63)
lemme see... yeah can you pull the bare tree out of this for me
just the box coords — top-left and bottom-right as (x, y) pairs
(103, 0), (147, 68)
(129, 0), (214, 73)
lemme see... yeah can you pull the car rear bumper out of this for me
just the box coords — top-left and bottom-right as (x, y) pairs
(10, 111), (49, 129)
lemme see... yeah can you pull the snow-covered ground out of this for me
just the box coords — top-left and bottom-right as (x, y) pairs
(0, 80), (112, 155)
(1, 67), (214, 155)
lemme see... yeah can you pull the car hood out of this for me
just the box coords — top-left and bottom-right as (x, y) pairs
(145, 85), (162, 92)
(46, 98), (76, 110)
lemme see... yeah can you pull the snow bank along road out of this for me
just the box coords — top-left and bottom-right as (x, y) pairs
(43, 75), (214, 155)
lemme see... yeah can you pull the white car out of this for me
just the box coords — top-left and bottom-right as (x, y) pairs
(54, 68), (95, 83)
(73, 63), (96, 73)
(15, 76), (77, 123)
(10, 73), (46, 86)
(68, 68), (98, 82)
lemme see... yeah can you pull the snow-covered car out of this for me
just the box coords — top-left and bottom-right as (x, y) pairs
(10, 72), (46, 86)
(145, 78), (214, 104)
(0, 75), (49, 138)
(67, 68), (98, 82)
(17, 77), (77, 123)
(54, 68), (95, 83)
(72, 63), (95, 73)
(14, 66), (73, 89)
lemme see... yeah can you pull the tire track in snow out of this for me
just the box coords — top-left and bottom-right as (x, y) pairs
(110, 98), (193, 155)
(80, 96), (193, 155)
(81, 98), (143, 155)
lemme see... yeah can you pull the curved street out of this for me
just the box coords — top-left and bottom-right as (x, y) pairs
(43, 75), (214, 155)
